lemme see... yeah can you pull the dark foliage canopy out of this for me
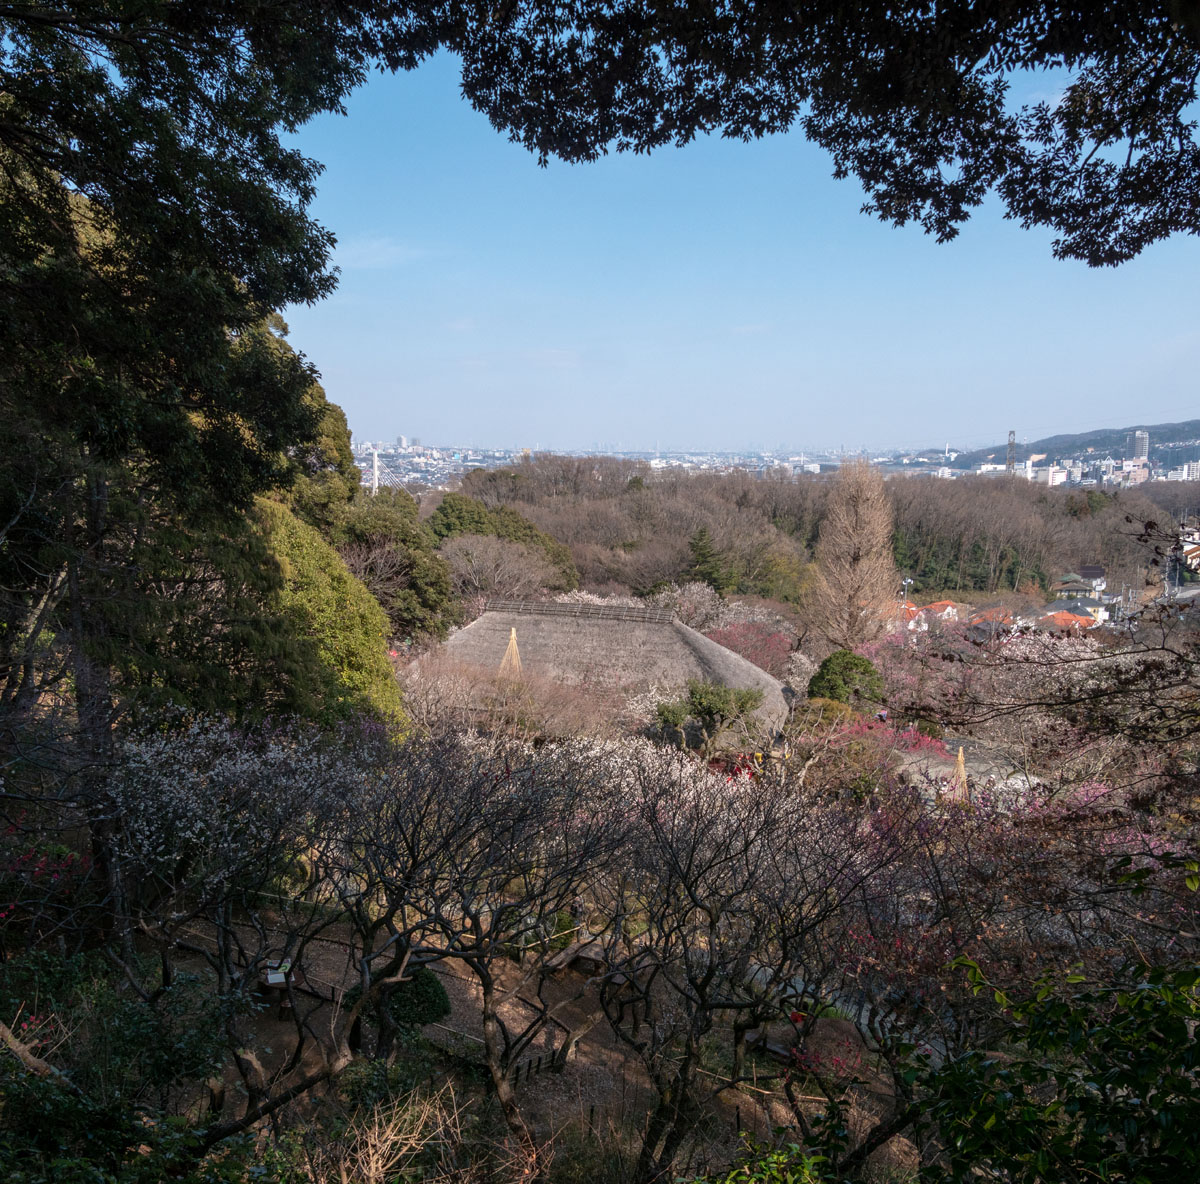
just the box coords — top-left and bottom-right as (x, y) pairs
(0, 4), (382, 510)
(432, 1), (1200, 266)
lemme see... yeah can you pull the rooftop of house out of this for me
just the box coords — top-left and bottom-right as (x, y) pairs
(920, 600), (968, 616)
(968, 606), (1014, 624)
(442, 599), (789, 728)
(1038, 609), (1095, 630)
(1045, 596), (1105, 610)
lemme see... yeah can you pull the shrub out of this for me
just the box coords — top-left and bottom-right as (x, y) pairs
(385, 965), (451, 1028)
(919, 960), (1200, 1184)
(656, 680), (765, 753)
(807, 650), (883, 705)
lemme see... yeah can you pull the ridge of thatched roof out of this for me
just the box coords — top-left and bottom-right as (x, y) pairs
(445, 601), (788, 727)
(484, 598), (674, 624)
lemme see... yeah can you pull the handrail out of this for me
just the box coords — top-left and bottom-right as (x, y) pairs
(483, 599), (675, 624)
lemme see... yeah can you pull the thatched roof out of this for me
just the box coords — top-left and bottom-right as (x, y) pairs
(443, 600), (788, 728)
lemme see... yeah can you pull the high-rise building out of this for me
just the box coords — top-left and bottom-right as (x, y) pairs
(1126, 430), (1149, 459)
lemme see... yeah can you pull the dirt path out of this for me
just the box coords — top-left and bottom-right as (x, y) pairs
(175, 920), (801, 1170)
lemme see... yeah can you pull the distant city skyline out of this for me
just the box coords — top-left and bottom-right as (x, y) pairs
(284, 52), (1199, 455)
(351, 420), (1195, 462)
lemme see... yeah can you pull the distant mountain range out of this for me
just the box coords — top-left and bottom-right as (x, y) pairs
(945, 420), (1200, 469)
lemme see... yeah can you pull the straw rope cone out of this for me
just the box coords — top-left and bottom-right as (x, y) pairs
(444, 601), (788, 729)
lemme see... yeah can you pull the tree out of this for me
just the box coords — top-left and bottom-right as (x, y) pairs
(321, 732), (624, 1133)
(279, 390), (455, 643)
(0, 311), (323, 753)
(808, 461), (899, 650)
(427, 492), (578, 590)
(7, 5), (1198, 289)
(443, 2), (1200, 266)
(325, 490), (456, 643)
(253, 499), (406, 728)
(0, 7), (386, 753)
(285, 375), (365, 536)
(0, 717), (381, 1180)
(808, 651), (885, 706)
(705, 622), (793, 679)
(425, 492), (495, 541)
(439, 534), (559, 600)
(686, 527), (734, 593)
(588, 753), (924, 1183)
(655, 679), (764, 754)
(0, 6), (366, 507)
(707, 956), (1200, 1184)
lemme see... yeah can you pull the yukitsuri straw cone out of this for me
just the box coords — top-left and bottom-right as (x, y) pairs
(499, 627), (522, 679)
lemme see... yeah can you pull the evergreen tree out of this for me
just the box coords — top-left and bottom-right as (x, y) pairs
(807, 650), (885, 706)
(253, 499), (406, 728)
(686, 528), (733, 593)
(329, 491), (456, 642)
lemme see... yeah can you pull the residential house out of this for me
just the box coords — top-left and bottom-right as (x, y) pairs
(966, 604), (1019, 642)
(1044, 596), (1108, 624)
(892, 600), (927, 631)
(1050, 574), (1092, 600)
(1037, 608), (1096, 632)
(918, 600), (970, 624)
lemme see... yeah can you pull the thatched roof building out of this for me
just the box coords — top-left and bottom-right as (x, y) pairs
(443, 600), (788, 728)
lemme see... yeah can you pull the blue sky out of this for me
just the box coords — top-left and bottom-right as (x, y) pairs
(284, 52), (1199, 454)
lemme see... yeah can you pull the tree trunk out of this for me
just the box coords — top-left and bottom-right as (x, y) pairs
(480, 979), (525, 1133)
(636, 1098), (675, 1184)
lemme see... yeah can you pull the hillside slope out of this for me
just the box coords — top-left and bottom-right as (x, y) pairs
(948, 420), (1200, 468)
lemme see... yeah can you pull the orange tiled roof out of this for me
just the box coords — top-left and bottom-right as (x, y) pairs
(1038, 610), (1093, 630)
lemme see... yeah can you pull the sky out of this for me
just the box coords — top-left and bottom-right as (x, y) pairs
(283, 52), (1200, 455)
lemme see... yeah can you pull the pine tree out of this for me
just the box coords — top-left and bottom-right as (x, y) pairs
(686, 528), (733, 594)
